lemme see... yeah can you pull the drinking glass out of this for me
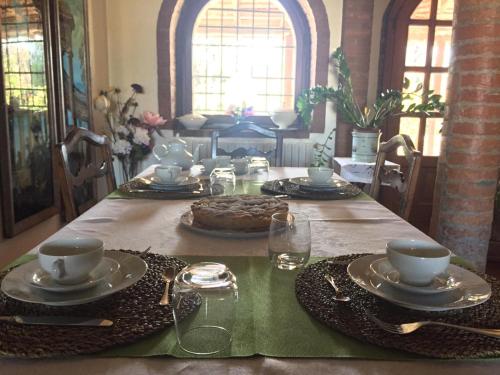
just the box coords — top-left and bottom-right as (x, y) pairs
(268, 212), (311, 270)
(172, 262), (238, 355)
(248, 157), (269, 181)
(210, 168), (236, 195)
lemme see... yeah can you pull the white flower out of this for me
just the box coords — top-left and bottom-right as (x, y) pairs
(112, 139), (132, 155)
(132, 127), (150, 146)
(115, 125), (130, 136)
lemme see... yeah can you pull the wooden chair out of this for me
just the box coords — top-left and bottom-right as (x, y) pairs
(55, 127), (116, 222)
(369, 134), (422, 221)
(210, 122), (284, 167)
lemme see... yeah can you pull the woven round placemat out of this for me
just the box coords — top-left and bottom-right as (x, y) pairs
(261, 179), (361, 200)
(295, 254), (500, 359)
(0, 250), (197, 358)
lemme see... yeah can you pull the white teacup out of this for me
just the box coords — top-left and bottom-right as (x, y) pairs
(307, 167), (334, 185)
(38, 238), (104, 285)
(386, 239), (451, 286)
(201, 158), (217, 174)
(232, 158), (248, 175)
(216, 155), (231, 167)
(155, 165), (182, 183)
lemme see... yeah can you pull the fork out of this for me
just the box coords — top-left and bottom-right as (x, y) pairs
(367, 313), (500, 339)
(159, 266), (176, 306)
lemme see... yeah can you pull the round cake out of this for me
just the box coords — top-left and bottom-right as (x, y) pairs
(191, 195), (288, 232)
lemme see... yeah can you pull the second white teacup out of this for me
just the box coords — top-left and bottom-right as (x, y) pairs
(386, 239), (451, 286)
(155, 165), (182, 183)
(38, 238), (104, 285)
(307, 167), (334, 185)
(216, 155), (231, 167)
(232, 158), (249, 175)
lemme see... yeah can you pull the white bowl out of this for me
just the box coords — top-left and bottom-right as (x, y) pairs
(38, 238), (104, 285)
(271, 110), (297, 129)
(178, 113), (207, 130)
(386, 239), (451, 286)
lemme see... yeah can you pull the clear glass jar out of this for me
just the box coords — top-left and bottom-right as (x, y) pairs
(172, 262), (238, 355)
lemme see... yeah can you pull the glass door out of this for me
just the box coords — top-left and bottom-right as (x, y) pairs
(0, 0), (57, 236)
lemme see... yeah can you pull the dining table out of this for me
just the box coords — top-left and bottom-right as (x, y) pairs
(1, 167), (499, 374)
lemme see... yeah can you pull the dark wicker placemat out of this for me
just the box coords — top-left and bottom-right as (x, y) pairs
(261, 179), (361, 200)
(118, 179), (222, 199)
(295, 254), (500, 359)
(0, 250), (197, 358)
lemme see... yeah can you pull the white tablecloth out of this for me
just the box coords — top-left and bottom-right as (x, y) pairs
(3, 168), (497, 375)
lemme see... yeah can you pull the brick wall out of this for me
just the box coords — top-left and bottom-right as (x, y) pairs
(335, 0), (375, 156)
(431, 0), (500, 270)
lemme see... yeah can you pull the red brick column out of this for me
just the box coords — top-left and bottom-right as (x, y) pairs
(431, 0), (500, 270)
(335, 0), (374, 156)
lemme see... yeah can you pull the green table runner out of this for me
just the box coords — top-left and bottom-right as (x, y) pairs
(2, 255), (416, 359)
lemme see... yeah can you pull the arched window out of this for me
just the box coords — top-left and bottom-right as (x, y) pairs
(191, 0), (297, 115)
(172, 0), (312, 123)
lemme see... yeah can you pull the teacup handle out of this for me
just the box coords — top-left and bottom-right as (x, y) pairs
(152, 144), (168, 160)
(51, 259), (66, 279)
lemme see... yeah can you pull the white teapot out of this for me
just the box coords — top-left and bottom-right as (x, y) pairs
(152, 138), (201, 170)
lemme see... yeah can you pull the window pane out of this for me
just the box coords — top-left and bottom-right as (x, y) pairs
(429, 72), (448, 101)
(403, 71), (425, 105)
(398, 117), (421, 155)
(432, 26), (452, 67)
(423, 118), (443, 156)
(405, 25), (428, 67)
(437, 0), (454, 20)
(411, 0), (432, 20)
(192, 0), (296, 114)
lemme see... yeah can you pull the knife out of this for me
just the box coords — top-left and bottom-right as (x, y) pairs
(0, 315), (113, 327)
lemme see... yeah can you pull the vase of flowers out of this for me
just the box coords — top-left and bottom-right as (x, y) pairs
(297, 47), (445, 164)
(94, 84), (167, 182)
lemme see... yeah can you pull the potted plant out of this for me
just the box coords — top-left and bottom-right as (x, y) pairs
(297, 47), (445, 164)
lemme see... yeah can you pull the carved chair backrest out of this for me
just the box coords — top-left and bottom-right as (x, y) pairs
(369, 134), (422, 221)
(55, 127), (116, 222)
(210, 122), (284, 166)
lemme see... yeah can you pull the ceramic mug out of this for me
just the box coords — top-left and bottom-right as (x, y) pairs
(386, 239), (451, 286)
(38, 238), (104, 285)
(201, 158), (217, 174)
(307, 167), (334, 185)
(155, 165), (182, 183)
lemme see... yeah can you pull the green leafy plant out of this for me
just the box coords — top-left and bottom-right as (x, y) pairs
(298, 47), (446, 166)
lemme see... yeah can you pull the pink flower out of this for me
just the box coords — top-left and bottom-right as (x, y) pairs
(142, 111), (167, 127)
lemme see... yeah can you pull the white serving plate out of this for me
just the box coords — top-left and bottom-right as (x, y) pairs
(179, 211), (269, 239)
(347, 254), (491, 311)
(1, 251), (147, 306)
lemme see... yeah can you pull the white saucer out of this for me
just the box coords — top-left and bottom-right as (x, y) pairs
(288, 177), (350, 191)
(347, 254), (491, 311)
(1, 251), (148, 306)
(25, 257), (120, 293)
(369, 257), (460, 295)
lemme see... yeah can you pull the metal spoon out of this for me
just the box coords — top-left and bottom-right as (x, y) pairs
(160, 266), (176, 305)
(324, 274), (351, 302)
